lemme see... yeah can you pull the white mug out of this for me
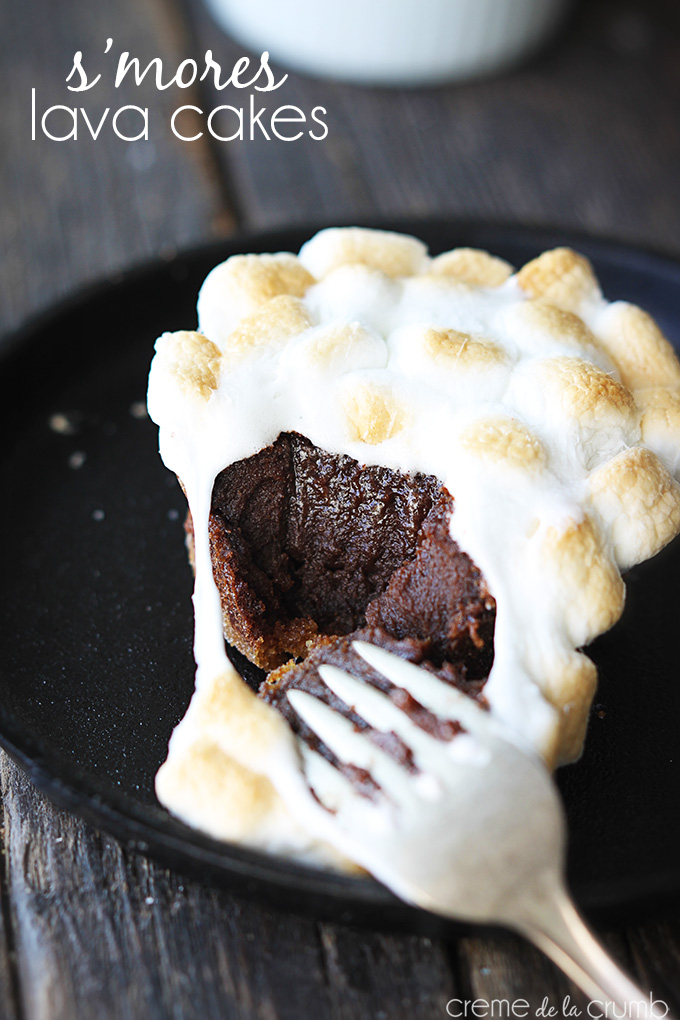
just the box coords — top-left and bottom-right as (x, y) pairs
(204, 0), (572, 87)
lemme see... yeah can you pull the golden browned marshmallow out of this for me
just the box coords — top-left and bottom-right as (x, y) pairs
(223, 296), (312, 359)
(596, 302), (680, 390)
(429, 248), (514, 287)
(517, 248), (601, 313)
(541, 517), (625, 646)
(203, 253), (315, 337)
(501, 300), (604, 360)
(588, 447), (680, 570)
(527, 357), (637, 432)
(156, 330), (222, 400)
(303, 323), (381, 371)
(458, 415), (547, 471)
(538, 652), (598, 768)
(154, 667), (356, 865)
(155, 735), (359, 869)
(636, 387), (680, 472)
(300, 227), (428, 279)
(422, 328), (507, 368)
(188, 667), (297, 769)
(156, 740), (285, 841)
(342, 380), (407, 444)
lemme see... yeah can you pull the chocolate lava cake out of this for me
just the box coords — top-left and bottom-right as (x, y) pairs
(148, 227), (680, 857)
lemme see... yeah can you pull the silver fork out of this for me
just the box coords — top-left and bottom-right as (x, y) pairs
(286, 641), (670, 1018)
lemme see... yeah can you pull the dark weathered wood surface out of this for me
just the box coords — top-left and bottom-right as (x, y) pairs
(2, 0), (680, 1016)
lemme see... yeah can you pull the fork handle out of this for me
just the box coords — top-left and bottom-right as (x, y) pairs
(513, 880), (671, 1019)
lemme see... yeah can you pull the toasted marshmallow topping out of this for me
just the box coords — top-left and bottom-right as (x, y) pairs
(147, 227), (680, 861)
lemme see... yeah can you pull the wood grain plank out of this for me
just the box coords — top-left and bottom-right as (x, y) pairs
(178, 0), (368, 228)
(456, 926), (642, 1015)
(457, 931), (581, 1011)
(318, 923), (456, 1020)
(0, 752), (337, 1020)
(625, 919), (680, 1010)
(187, 0), (680, 252)
(0, 786), (21, 1020)
(0, 0), (232, 339)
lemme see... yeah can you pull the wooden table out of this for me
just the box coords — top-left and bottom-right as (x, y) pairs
(2, 0), (680, 1015)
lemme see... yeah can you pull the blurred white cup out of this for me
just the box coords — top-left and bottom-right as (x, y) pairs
(204, 0), (572, 87)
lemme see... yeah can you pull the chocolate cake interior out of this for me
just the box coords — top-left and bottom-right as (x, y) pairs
(262, 627), (488, 796)
(191, 432), (496, 772)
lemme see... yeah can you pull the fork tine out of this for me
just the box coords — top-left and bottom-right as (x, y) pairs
(352, 641), (494, 738)
(319, 664), (446, 772)
(297, 744), (393, 835)
(287, 688), (414, 802)
(298, 743), (361, 813)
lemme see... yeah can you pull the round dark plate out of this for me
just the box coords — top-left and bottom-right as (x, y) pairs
(1, 222), (680, 933)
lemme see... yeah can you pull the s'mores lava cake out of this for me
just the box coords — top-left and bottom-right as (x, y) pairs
(147, 227), (680, 862)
